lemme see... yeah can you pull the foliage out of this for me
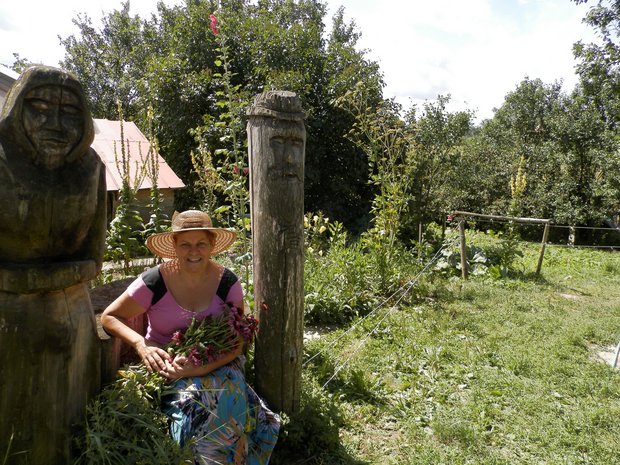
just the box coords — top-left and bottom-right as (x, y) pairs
(304, 239), (378, 325)
(271, 375), (346, 464)
(104, 109), (147, 272)
(433, 227), (524, 279)
(572, 0), (620, 129)
(453, 77), (620, 231)
(142, 106), (170, 253)
(60, 0), (383, 228)
(304, 220), (423, 325)
(74, 367), (193, 465)
(7, 53), (33, 73)
(406, 95), (474, 228)
(334, 82), (413, 249)
(297, 238), (620, 464)
(189, 12), (252, 288)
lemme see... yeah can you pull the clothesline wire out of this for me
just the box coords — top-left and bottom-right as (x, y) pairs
(452, 216), (620, 249)
(303, 235), (458, 368)
(454, 215), (620, 232)
(302, 236), (460, 390)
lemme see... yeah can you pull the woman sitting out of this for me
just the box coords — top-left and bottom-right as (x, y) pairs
(101, 210), (280, 464)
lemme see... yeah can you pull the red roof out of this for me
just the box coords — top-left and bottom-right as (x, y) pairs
(92, 119), (185, 192)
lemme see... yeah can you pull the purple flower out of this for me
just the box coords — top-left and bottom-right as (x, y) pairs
(188, 347), (202, 366)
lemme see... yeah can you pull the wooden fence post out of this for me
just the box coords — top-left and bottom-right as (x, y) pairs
(247, 91), (306, 414)
(536, 222), (550, 275)
(459, 219), (468, 280)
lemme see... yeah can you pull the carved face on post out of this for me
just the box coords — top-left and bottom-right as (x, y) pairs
(22, 85), (84, 169)
(267, 120), (305, 183)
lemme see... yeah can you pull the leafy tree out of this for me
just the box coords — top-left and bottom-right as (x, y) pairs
(572, 0), (620, 128)
(457, 77), (620, 237)
(406, 95), (474, 231)
(60, 0), (383, 230)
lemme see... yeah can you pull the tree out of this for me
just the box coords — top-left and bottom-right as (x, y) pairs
(456, 77), (620, 234)
(60, 0), (384, 230)
(406, 95), (474, 231)
(572, 0), (620, 128)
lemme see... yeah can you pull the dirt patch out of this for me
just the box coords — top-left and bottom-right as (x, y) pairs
(590, 344), (619, 368)
(304, 324), (337, 341)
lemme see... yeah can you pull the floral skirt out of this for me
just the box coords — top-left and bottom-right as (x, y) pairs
(162, 357), (280, 465)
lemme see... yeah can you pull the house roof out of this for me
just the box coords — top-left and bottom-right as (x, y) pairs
(0, 64), (18, 86)
(92, 118), (185, 192)
(0, 65), (18, 108)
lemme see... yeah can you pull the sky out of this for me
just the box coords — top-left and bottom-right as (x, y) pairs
(0, 0), (598, 122)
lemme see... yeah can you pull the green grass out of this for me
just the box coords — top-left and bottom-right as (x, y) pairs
(293, 239), (620, 464)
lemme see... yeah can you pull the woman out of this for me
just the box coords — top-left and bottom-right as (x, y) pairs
(101, 210), (280, 464)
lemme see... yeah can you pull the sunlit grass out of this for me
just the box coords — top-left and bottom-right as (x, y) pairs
(297, 238), (620, 464)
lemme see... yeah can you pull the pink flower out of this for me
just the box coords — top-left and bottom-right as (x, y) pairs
(210, 14), (219, 36)
(188, 347), (202, 366)
(232, 164), (240, 175)
(171, 330), (183, 346)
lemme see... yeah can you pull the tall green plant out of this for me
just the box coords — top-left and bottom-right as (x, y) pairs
(105, 102), (147, 272)
(334, 82), (414, 290)
(190, 13), (251, 288)
(142, 106), (169, 261)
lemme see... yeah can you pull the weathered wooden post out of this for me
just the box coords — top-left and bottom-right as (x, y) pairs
(458, 218), (469, 280)
(536, 221), (551, 275)
(248, 91), (305, 413)
(0, 66), (106, 464)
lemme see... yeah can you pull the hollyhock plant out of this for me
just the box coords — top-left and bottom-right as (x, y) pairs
(209, 14), (219, 36)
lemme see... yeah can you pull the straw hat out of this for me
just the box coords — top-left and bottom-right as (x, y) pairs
(146, 210), (237, 259)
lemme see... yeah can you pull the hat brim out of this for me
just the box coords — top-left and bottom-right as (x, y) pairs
(146, 227), (237, 259)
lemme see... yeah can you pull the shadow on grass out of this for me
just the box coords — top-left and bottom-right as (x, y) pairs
(271, 411), (370, 465)
(269, 347), (373, 465)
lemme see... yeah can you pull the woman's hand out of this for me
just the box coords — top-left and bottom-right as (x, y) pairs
(135, 339), (171, 373)
(159, 355), (200, 380)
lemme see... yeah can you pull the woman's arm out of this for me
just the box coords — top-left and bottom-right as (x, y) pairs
(101, 290), (171, 372)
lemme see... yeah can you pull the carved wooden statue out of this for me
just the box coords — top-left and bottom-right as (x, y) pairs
(0, 66), (106, 464)
(248, 91), (305, 413)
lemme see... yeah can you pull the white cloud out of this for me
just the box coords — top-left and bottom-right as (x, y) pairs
(329, 0), (596, 121)
(2, 0), (598, 123)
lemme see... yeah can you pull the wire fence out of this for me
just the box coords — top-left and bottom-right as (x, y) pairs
(305, 213), (620, 389)
(303, 234), (461, 389)
(452, 211), (620, 251)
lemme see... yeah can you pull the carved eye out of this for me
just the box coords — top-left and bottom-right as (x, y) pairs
(61, 104), (82, 116)
(26, 98), (52, 111)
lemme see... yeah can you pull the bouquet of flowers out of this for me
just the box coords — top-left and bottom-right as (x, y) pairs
(168, 303), (259, 366)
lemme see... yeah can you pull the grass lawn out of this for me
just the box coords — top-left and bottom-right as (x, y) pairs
(298, 241), (620, 464)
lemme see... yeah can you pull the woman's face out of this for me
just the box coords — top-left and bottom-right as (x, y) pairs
(173, 230), (215, 271)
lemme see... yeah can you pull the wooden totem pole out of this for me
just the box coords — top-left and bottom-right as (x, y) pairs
(0, 66), (106, 464)
(248, 91), (305, 413)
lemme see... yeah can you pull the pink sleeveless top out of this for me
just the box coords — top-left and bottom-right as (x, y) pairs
(127, 266), (243, 345)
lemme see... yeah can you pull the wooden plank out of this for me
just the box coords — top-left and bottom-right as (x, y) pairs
(453, 210), (551, 225)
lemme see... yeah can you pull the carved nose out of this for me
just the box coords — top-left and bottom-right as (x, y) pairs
(46, 108), (63, 131)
